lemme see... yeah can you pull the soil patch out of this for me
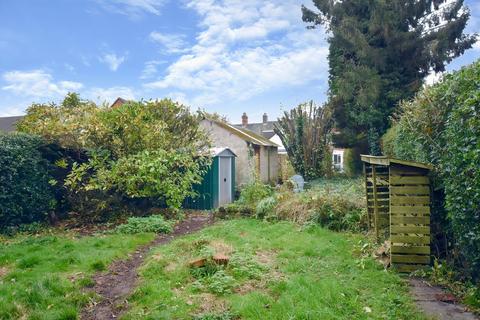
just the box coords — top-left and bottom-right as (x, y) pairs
(80, 212), (214, 320)
(0, 266), (9, 278)
(409, 278), (478, 320)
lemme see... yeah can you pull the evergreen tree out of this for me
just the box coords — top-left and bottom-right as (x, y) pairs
(302, 0), (477, 154)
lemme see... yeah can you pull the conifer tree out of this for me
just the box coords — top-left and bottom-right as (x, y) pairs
(303, 0), (477, 154)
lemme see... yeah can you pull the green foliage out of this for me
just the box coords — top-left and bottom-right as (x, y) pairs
(383, 60), (480, 281)
(0, 133), (55, 229)
(224, 178), (366, 232)
(203, 270), (237, 295)
(229, 253), (266, 280)
(255, 196), (277, 219)
(194, 311), (238, 320)
(303, 0), (478, 153)
(275, 178), (367, 232)
(18, 95), (211, 215)
(274, 101), (333, 179)
(237, 182), (273, 208)
(115, 215), (173, 234)
(308, 196), (365, 232)
(343, 148), (362, 177)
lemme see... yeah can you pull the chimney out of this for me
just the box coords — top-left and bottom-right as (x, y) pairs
(263, 113), (268, 123)
(242, 112), (248, 127)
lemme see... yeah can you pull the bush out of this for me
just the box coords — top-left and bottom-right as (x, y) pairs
(255, 196), (277, 219)
(115, 215), (173, 234)
(18, 95), (212, 215)
(343, 148), (362, 177)
(238, 182), (273, 207)
(0, 133), (55, 229)
(383, 60), (480, 280)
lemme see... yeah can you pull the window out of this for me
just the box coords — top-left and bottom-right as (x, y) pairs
(333, 154), (341, 164)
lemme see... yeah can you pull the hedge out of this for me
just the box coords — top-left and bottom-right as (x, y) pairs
(0, 133), (55, 228)
(382, 60), (480, 280)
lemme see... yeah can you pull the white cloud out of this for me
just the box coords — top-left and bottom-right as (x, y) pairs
(2, 70), (84, 98)
(144, 0), (328, 106)
(100, 53), (126, 71)
(0, 104), (26, 117)
(96, 0), (166, 18)
(99, 53), (126, 71)
(140, 60), (165, 79)
(86, 86), (136, 104)
(149, 31), (189, 53)
(473, 39), (480, 51)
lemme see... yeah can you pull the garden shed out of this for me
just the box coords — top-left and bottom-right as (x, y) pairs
(361, 155), (432, 272)
(184, 148), (236, 210)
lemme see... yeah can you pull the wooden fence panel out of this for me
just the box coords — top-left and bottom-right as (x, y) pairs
(389, 164), (431, 272)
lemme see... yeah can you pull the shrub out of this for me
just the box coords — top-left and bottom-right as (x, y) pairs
(0, 133), (55, 229)
(383, 60), (480, 280)
(115, 215), (173, 234)
(18, 95), (212, 214)
(255, 196), (277, 219)
(238, 182), (273, 207)
(275, 178), (367, 231)
(343, 148), (362, 177)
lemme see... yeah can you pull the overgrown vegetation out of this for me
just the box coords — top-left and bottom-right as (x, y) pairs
(0, 230), (153, 319)
(0, 133), (55, 229)
(221, 177), (367, 233)
(274, 101), (333, 179)
(382, 60), (480, 282)
(123, 220), (426, 319)
(115, 215), (173, 234)
(7, 93), (211, 225)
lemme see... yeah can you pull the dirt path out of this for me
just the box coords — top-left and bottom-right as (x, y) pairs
(409, 278), (478, 320)
(81, 212), (214, 320)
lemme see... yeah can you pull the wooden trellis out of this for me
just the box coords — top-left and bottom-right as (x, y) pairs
(361, 155), (432, 272)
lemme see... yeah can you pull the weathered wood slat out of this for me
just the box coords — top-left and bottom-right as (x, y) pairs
(390, 216), (430, 225)
(391, 245), (430, 254)
(368, 197), (389, 202)
(390, 196), (430, 205)
(394, 264), (429, 273)
(367, 177), (389, 186)
(390, 186), (430, 195)
(391, 235), (430, 244)
(390, 165), (428, 175)
(367, 191), (390, 196)
(390, 175), (429, 185)
(391, 226), (430, 234)
(390, 205), (430, 214)
(391, 254), (431, 264)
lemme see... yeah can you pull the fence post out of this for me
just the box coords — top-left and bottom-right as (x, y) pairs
(372, 165), (379, 242)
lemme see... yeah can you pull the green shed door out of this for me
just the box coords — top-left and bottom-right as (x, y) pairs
(218, 156), (233, 206)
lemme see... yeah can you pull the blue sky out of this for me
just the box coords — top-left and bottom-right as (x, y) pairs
(0, 0), (479, 123)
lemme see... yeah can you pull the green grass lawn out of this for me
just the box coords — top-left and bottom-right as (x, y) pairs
(123, 219), (426, 320)
(0, 231), (154, 319)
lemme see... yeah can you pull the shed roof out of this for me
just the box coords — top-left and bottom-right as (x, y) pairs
(208, 119), (279, 147)
(360, 155), (432, 170)
(211, 147), (237, 157)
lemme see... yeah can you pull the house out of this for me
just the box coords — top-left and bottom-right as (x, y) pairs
(0, 116), (23, 133)
(235, 112), (346, 171)
(200, 118), (279, 187)
(235, 112), (286, 154)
